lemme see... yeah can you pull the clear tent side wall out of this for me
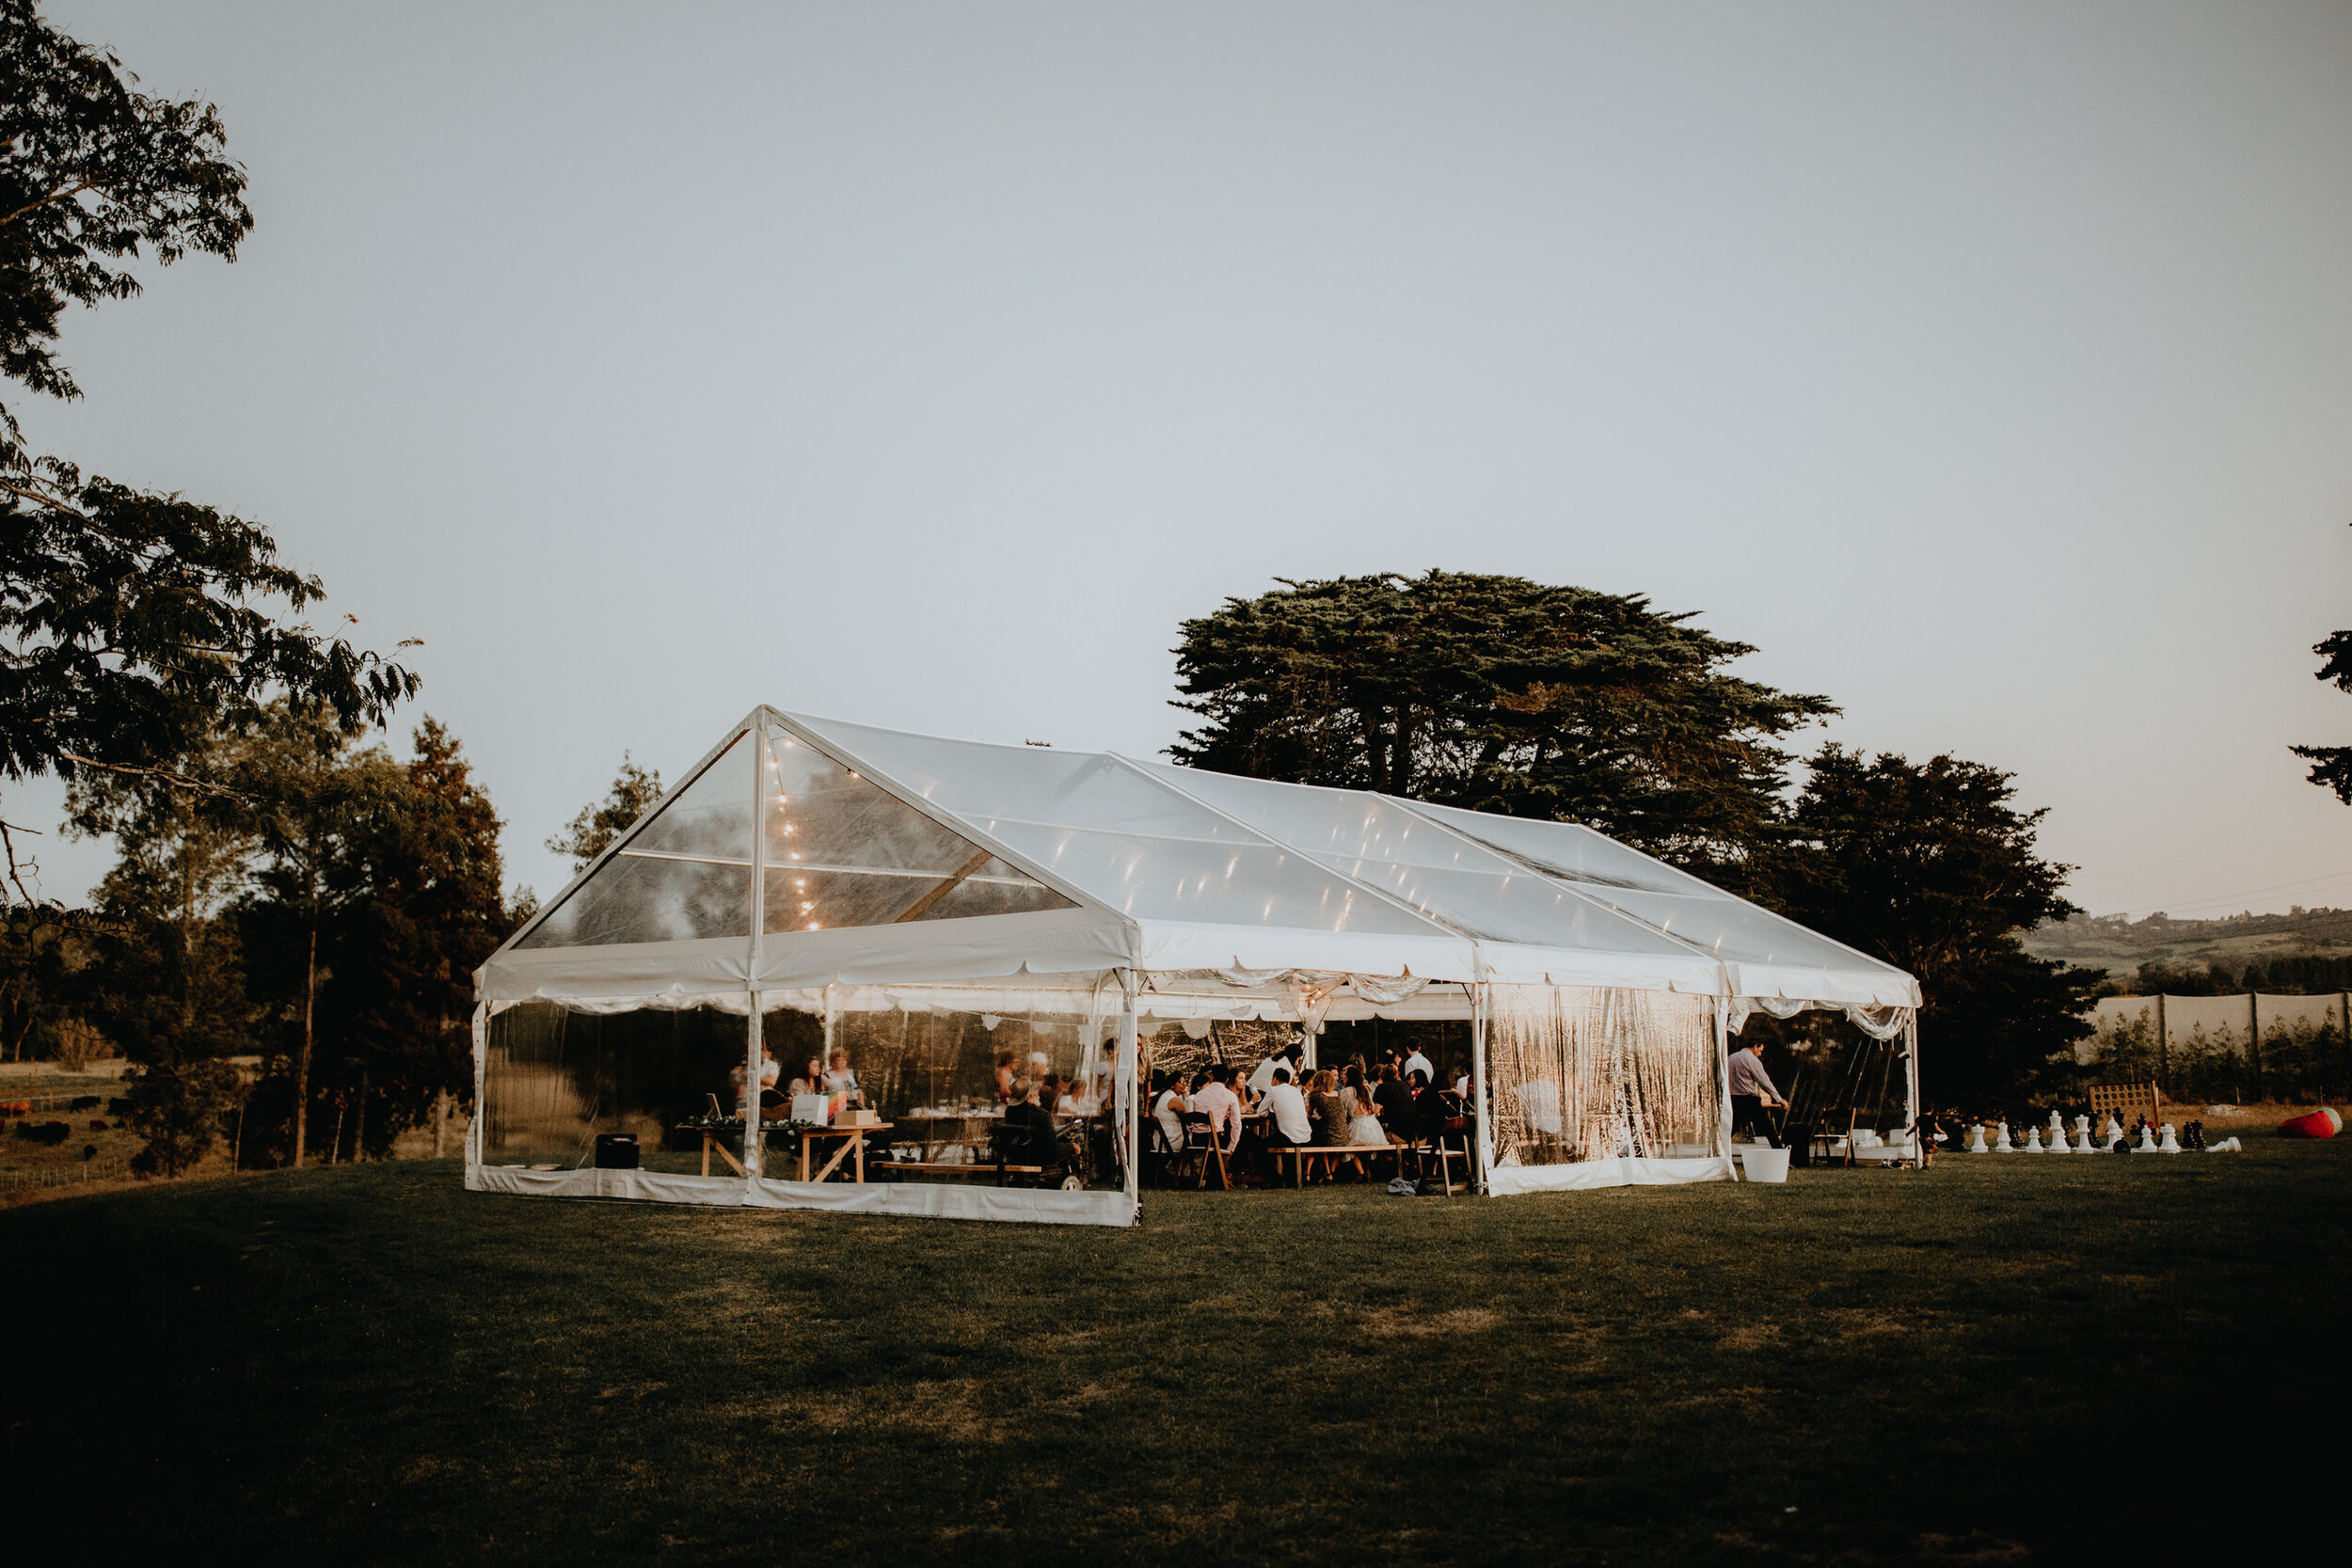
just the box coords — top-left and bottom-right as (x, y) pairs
(469, 707), (1926, 1223)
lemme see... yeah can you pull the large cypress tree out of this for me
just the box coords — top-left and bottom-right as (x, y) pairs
(1170, 571), (1833, 870)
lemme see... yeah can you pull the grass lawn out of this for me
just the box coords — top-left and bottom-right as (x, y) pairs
(5, 1142), (2344, 1564)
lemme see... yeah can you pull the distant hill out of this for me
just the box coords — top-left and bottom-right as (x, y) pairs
(2024, 906), (2352, 985)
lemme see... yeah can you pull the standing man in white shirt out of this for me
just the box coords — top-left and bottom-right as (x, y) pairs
(1402, 1044), (1434, 1086)
(1248, 1040), (1304, 1096)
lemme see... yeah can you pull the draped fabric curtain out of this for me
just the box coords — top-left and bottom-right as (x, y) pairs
(1485, 985), (1719, 1166)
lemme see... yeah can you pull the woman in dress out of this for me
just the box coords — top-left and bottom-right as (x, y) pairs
(1309, 1068), (1350, 1148)
(1343, 1064), (1388, 1146)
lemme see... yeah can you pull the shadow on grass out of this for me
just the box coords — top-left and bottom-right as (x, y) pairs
(4, 1142), (2344, 1564)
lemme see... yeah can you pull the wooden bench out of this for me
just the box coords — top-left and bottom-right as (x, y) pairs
(1273, 1142), (1408, 1186)
(878, 1160), (1047, 1184)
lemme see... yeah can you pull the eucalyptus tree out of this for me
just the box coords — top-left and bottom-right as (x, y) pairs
(0, 0), (415, 905)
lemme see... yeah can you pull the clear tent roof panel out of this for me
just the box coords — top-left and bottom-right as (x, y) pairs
(491, 708), (1918, 1009)
(1405, 800), (1913, 988)
(786, 715), (1462, 940)
(1131, 761), (1718, 959)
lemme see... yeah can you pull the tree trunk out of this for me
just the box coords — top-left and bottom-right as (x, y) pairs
(294, 891), (316, 1167)
(328, 1098), (345, 1165)
(433, 1089), (447, 1157)
(179, 795), (198, 1033)
(353, 1068), (367, 1163)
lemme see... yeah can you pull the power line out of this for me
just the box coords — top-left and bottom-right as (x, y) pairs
(2115, 865), (2352, 917)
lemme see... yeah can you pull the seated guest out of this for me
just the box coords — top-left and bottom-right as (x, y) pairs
(993, 1051), (1018, 1104)
(1343, 1065), (1388, 1145)
(1259, 1065), (1311, 1148)
(1055, 1075), (1096, 1120)
(822, 1048), (862, 1108)
(1190, 1063), (1245, 1159)
(1374, 1063), (1416, 1138)
(732, 1049), (781, 1113)
(787, 1055), (822, 1101)
(1309, 1069), (1350, 1148)
(1151, 1071), (1189, 1155)
(999, 1078), (1058, 1165)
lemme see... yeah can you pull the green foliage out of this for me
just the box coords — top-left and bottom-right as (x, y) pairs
(121, 1053), (239, 1176)
(0, 903), (89, 1060)
(0, 0), (251, 410)
(315, 718), (506, 1152)
(2086, 1009), (2348, 1104)
(548, 752), (663, 874)
(2122, 952), (2352, 996)
(0, 2), (414, 903)
(1752, 746), (2103, 1105)
(1171, 571), (1832, 866)
(2290, 613), (2352, 801)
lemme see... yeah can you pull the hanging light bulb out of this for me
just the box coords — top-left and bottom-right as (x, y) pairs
(805, 921), (820, 929)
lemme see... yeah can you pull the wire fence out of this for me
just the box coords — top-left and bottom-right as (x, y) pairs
(2, 1151), (135, 1194)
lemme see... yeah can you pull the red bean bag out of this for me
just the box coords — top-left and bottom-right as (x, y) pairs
(2278, 1108), (2342, 1138)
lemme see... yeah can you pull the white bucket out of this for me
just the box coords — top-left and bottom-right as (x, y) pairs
(1738, 1146), (1790, 1183)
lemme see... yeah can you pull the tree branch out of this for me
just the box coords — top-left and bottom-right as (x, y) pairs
(0, 180), (103, 230)
(56, 752), (252, 800)
(0, 817), (40, 908)
(0, 476), (87, 516)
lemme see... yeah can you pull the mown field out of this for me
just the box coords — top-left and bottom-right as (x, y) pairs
(3, 1140), (2344, 1565)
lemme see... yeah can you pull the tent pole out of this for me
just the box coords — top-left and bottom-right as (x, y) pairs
(1120, 969), (1139, 1225)
(745, 996), (764, 1185)
(1715, 995), (1738, 1180)
(1471, 981), (1491, 1194)
(467, 1000), (488, 1178)
(745, 722), (770, 1191)
(1905, 1012), (1921, 1169)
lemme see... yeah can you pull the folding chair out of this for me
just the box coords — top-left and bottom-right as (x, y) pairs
(1179, 1111), (1229, 1190)
(1421, 1116), (1471, 1196)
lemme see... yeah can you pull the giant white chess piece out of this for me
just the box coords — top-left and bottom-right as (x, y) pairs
(2101, 1114), (2124, 1150)
(2074, 1114), (2091, 1139)
(2025, 1126), (2045, 1153)
(1994, 1121), (2014, 1152)
(2073, 1124), (2096, 1154)
(1967, 1123), (1989, 1153)
(2158, 1123), (2182, 1154)
(2134, 1123), (2158, 1153)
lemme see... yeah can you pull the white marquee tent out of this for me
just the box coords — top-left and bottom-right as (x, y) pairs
(469, 707), (1921, 1225)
